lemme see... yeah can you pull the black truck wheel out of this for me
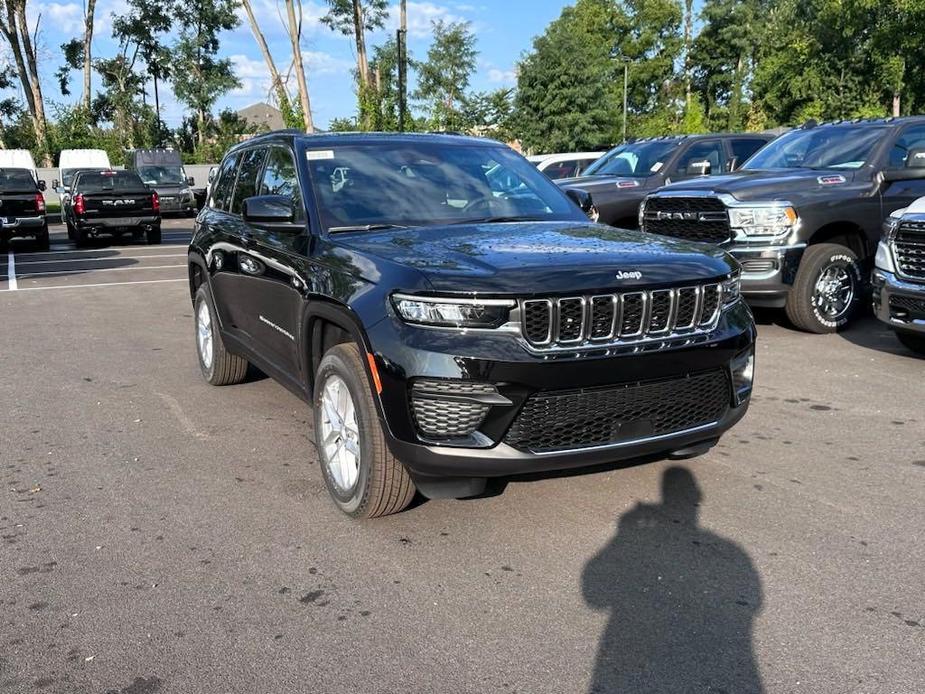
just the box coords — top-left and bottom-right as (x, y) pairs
(785, 243), (863, 333)
(146, 226), (162, 245)
(36, 224), (50, 251)
(896, 330), (925, 356)
(313, 343), (416, 518)
(194, 284), (248, 386)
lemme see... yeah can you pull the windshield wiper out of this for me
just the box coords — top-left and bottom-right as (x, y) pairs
(447, 215), (545, 225)
(328, 223), (416, 233)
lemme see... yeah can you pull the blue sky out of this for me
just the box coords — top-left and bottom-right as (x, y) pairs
(29, 0), (577, 130)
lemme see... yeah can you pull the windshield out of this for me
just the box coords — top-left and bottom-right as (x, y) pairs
(76, 172), (147, 193)
(137, 165), (185, 185)
(583, 140), (680, 177)
(743, 126), (886, 170)
(0, 168), (35, 191)
(305, 142), (583, 231)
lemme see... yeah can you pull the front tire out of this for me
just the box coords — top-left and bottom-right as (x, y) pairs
(146, 225), (162, 245)
(194, 284), (248, 386)
(896, 329), (925, 356)
(313, 344), (416, 518)
(785, 243), (863, 333)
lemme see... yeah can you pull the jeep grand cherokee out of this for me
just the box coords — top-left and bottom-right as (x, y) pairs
(188, 132), (756, 518)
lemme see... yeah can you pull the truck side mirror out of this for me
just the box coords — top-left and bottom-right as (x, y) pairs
(52, 179), (59, 190)
(38, 180), (46, 191)
(906, 147), (925, 169)
(187, 176), (195, 186)
(564, 187), (599, 221)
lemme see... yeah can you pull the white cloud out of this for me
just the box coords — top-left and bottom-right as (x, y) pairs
(304, 51), (354, 76)
(29, 2), (84, 36)
(487, 67), (517, 84)
(383, 1), (467, 39)
(232, 0), (327, 41)
(227, 51), (352, 102)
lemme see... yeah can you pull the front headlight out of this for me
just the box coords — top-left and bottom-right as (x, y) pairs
(874, 240), (896, 273)
(728, 204), (798, 238)
(882, 209), (904, 241)
(392, 294), (514, 329)
(638, 200), (647, 229)
(721, 274), (741, 305)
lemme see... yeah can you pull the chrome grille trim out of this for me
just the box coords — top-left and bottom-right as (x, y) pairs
(894, 220), (925, 281)
(519, 282), (723, 352)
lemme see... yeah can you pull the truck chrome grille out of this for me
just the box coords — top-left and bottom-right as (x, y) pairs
(642, 196), (731, 244)
(894, 221), (925, 280)
(520, 282), (723, 350)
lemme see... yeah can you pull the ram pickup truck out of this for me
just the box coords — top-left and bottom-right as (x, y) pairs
(0, 167), (48, 250)
(558, 133), (773, 229)
(64, 170), (161, 246)
(188, 131), (756, 519)
(640, 117), (925, 333)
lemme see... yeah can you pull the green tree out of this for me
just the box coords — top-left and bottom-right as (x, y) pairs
(515, 0), (623, 152)
(171, 0), (240, 146)
(93, 53), (149, 148)
(414, 19), (478, 132)
(464, 89), (516, 142)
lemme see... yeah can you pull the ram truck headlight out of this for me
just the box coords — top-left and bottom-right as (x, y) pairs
(729, 204), (798, 239)
(874, 240), (896, 274)
(392, 294), (514, 329)
(721, 274), (741, 305)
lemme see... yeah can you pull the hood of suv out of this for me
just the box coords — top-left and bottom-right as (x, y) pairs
(333, 221), (735, 294)
(556, 174), (659, 194)
(656, 168), (864, 202)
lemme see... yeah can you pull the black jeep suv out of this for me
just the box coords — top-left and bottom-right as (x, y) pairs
(64, 170), (161, 246)
(557, 133), (773, 229)
(641, 118), (925, 333)
(0, 168), (49, 251)
(188, 132), (756, 518)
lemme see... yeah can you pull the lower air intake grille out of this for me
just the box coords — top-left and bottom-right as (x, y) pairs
(410, 381), (494, 439)
(889, 294), (925, 320)
(503, 370), (730, 454)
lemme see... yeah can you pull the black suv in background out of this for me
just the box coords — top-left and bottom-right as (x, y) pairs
(641, 118), (925, 333)
(557, 133), (774, 229)
(64, 170), (161, 246)
(0, 168), (48, 251)
(188, 132), (756, 519)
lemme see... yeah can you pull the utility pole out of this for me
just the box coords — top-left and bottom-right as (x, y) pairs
(397, 0), (407, 132)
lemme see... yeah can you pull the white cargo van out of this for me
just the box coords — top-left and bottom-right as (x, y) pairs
(55, 149), (112, 194)
(0, 149), (38, 182)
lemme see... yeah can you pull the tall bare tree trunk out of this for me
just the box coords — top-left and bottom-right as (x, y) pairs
(82, 0), (96, 111)
(683, 0), (693, 109)
(353, 0), (369, 87)
(241, 0), (290, 112)
(893, 93), (901, 118)
(284, 0), (314, 132)
(0, 0), (51, 165)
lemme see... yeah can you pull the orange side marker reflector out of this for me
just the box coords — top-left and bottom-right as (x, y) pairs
(367, 353), (383, 394)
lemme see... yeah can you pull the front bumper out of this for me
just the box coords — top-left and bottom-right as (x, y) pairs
(727, 243), (805, 308)
(1, 215), (46, 239)
(367, 301), (756, 479)
(872, 269), (925, 335)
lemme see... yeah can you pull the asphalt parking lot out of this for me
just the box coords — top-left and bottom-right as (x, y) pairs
(1, 221), (923, 693)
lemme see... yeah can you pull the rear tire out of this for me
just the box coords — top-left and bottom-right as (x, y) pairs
(194, 284), (248, 386)
(74, 226), (88, 248)
(785, 243), (863, 333)
(146, 225), (162, 245)
(313, 343), (416, 518)
(896, 329), (925, 356)
(36, 224), (49, 251)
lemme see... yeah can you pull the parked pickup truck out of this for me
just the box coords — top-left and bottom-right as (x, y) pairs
(557, 133), (774, 229)
(873, 198), (925, 354)
(640, 117), (925, 333)
(0, 167), (48, 250)
(64, 170), (161, 246)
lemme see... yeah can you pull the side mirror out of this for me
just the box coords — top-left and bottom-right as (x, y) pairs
(882, 167), (925, 183)
(687, 159), (712, 176)
(907, 147), (925, 168)
(187, 176), (195, 186)
(37, 179), (46, 191)
(242, 195), (299, 229)
(564, 187), (599, 221)
(207, 167), (217, 183)
(52, 179), (59, 190)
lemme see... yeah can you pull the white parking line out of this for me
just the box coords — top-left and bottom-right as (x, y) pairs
(14, 278), (187, 292)
(6, 244), (188, 258)
(16, 264), (185, 279)
(6, 251), (16, 290)
(11, 253), (185, 266)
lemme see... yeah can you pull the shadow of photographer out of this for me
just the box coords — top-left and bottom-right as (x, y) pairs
(582, 466), (764, 693)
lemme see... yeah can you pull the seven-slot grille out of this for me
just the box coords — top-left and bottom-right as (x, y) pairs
(521, 283), (723, 349)
(894, 220), (925, 280)
(642, 196), (731, 244)
(503, 370), (730, 454)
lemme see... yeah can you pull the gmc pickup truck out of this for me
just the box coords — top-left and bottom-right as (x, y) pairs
(640, 118), (925, 333)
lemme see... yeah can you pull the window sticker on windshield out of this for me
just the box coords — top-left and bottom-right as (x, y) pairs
(650, 162), (663, 172)
(817, 174), (847, 185)
(616, 179), (640, 188)
(306, 150), (335, 161)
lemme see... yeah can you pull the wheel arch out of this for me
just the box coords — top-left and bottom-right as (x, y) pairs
(807, 222), (870, 259)
(303, 300), (379, 403)
(187, 251), (208, 304)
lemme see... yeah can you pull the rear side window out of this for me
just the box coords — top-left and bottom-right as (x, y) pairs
(76, 172), (146, 193)
(675, 141), (726, 176)
(888, 124), (925, 168)
(231, 148), (267, 214)
(260, 146), (304, 220)
(210, 154), (239, 211)
(731, 138), (769, 168)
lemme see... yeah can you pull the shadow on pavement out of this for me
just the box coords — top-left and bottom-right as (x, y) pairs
(582, 467), (764, 694)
